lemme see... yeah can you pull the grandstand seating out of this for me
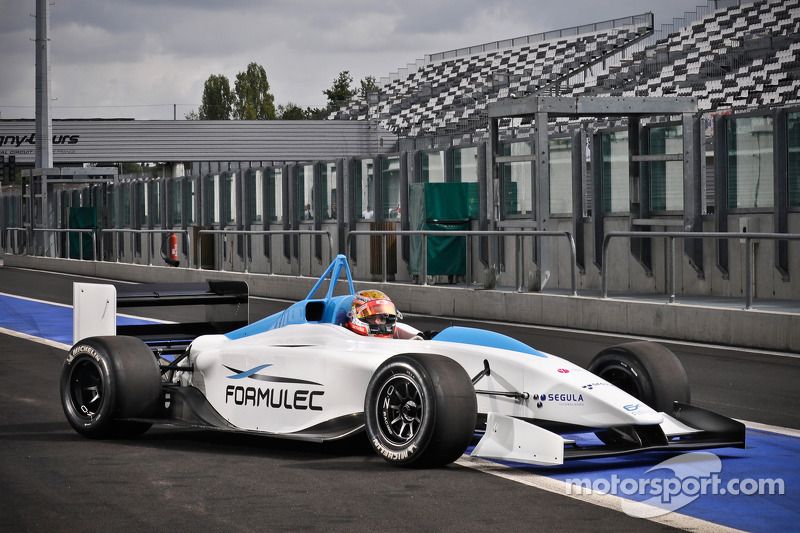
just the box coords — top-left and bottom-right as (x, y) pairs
(332, 0), (800, 137)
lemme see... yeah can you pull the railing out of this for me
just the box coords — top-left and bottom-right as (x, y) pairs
(196, 229), (334, 274)
(602, 231), (800, 309)
(100, 229), (189, 266)
(425, 13), (653, 63)
(33, 228), (97, 261)
(346, 229), (578, 294)
(4, 227), (27, 255)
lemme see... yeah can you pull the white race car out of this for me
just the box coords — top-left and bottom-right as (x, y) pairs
(61, 255), (745, 467)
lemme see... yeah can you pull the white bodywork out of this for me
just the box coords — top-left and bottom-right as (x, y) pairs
(177, 322), (693, 465)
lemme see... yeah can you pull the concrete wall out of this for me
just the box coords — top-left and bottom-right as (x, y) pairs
(6, 254), (798, 353)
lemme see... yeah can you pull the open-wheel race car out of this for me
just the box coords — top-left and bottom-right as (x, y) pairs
(61, 255), (745, 467)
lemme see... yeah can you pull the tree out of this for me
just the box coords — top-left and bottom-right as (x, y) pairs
(277, 102), (307, 120)
(360, 76), (378, 98)
(199, 74), (233, 120)
(305, 107), (328, 120)
(234, 62), (276, 120)
(323, 71), (357, 111)
(184, 109), (199, 120)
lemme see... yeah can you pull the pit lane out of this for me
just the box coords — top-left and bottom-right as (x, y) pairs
(1, 265), (798, 531)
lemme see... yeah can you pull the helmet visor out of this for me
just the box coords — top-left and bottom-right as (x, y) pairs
(357, 299), (397, 319)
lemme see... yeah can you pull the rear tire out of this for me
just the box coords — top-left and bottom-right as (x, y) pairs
(60, 336), (162, 438)
(587, 341), (690, 413)
(365, 353), (476, 467)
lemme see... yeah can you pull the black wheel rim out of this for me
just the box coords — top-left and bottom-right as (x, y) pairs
(70, 360), (104, 419)
(376, 374), (423, 446)
(598, 364), (641, 399)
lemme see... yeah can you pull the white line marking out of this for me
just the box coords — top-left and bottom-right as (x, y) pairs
(737, 419), (800, 438)
(0, 326), (70, 351)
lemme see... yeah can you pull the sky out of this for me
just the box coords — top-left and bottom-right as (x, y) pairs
(0, 0), (715, 121)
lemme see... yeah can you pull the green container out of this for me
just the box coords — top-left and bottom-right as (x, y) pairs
(409, 182), (471, 276)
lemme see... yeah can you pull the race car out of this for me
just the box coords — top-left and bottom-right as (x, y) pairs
(60, 255), (745, 467)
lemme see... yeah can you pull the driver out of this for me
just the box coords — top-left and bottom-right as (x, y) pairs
(344, 290), (422, 339)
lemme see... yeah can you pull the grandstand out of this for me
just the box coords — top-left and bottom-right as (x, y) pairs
(3, 0), (800, 348)
(332, 0), (800, 137)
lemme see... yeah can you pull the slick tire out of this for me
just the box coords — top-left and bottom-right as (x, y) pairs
(365, 353), (477, 468)
(587, 341), (690, 413)
(60, 336), (162, 438)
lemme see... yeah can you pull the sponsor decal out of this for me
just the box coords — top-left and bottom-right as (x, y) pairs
(223, 364), (324, 411)
(540, 392), (584, 405)
(66, 344), (100, 364)
(0, 133), (80, 148)
(224, 364), (322, 385)
(624, 403), (640, 412)
(371, 437), (417, 461)
(557, 368), (570, 374)
(225, 385), (323, 410)
(581, 382), (611, 390)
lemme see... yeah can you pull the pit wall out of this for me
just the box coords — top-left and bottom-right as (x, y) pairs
(6, 254), (798, 353)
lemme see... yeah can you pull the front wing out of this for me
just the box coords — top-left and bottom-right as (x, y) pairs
(472, 402), (746, 466)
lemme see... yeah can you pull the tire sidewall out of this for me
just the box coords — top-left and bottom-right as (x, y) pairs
(60, 336), (161, 438)
(60, 339), (118, 437)
(365, 357), (436, 465)
(588, 341), (690, 413)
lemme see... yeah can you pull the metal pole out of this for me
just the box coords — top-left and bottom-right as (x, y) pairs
(197, 231), (203, 269)
(422, 235), (428, 286)
(745, 237), (753, 310)
(382, 234), (387, 283)
(601, 235), (609, 298)
(668, 236), (676, 303)
(465, 234), (472, 288)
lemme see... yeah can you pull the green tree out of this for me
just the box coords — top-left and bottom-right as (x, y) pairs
(199, 74), (233, 120)
(360, 75), (378, 98)
(277, 102), (307, 120)
(234, 62), (276, 120)
(184, 109), (199, 120)
(305, 106), (328, 120)
(323, 71), (357, 111)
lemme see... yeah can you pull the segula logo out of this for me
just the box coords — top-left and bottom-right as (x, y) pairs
(540, 392), (584, 404)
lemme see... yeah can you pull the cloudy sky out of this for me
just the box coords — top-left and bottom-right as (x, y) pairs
(1, 0), (711, 120)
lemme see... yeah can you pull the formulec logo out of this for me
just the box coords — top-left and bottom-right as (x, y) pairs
(557, 368), (570, 373)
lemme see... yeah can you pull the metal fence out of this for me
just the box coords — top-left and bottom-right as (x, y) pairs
(196, 229), (334, 274)
(6, 226), (800, 311)
(100, 228), (189, 266)
(602, 231), (800, 309)
(346, 229), (578, 294)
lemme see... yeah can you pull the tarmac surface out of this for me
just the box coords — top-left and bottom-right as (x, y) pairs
(1, 265), (799, 531)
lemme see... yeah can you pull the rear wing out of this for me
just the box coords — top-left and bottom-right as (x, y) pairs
(73, 281), (248, 355)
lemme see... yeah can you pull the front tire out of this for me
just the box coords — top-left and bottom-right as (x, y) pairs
(365, 354), (476, 467)
(587, 341), (690, 413)
(60, 336), (162, 438)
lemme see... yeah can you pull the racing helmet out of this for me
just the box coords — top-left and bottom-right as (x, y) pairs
(346, 290), (402, 338)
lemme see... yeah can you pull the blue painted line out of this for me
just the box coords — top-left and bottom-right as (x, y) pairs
(0, 293), (155, 346)
(2, 292), (798, 530)
(466, 428), (799, 531)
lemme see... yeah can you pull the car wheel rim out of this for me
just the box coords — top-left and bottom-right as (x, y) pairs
(598, 364), (641, 399)
(376, 374), (423, 446)
(70, 360), (104, 419)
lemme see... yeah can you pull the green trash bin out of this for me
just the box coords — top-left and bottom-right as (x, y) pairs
(68, 207), (96, 260)
(409, 182), (471, 277)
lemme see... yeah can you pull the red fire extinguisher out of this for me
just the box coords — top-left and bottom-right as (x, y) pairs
(162, 233), (180, 267)
(169, 233), (179, 263)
